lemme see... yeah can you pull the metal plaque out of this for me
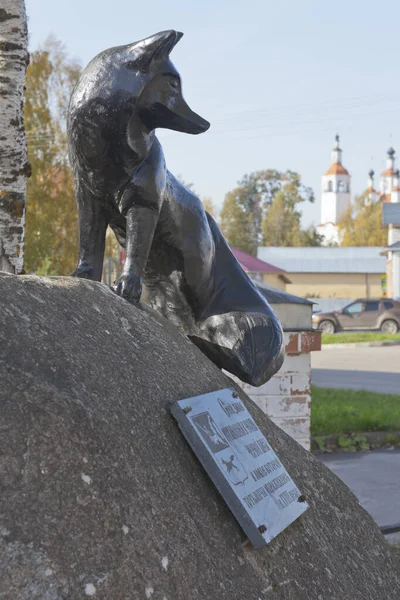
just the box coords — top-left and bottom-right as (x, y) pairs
(171, 388), (308, 548)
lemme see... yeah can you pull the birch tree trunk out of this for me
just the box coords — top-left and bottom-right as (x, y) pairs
(0, 0), (29, 273)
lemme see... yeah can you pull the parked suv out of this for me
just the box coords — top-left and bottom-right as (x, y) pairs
(312, 298), (400, 334)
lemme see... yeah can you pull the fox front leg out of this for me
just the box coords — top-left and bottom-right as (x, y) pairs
(112, 204), (159, 304)
(112, 140), (166, 303)
(72, 181), (108, 281)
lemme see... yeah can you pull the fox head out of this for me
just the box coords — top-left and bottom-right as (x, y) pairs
(120, 30), (210, 135)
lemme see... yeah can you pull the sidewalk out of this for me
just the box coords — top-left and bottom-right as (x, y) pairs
(320, 449), (400, 542)
(321, 340), (400, 349)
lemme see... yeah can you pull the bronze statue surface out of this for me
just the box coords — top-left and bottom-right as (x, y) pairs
(68, 30), (284, 386)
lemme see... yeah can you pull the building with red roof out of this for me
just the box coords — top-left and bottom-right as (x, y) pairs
(230, 247), (291, 290)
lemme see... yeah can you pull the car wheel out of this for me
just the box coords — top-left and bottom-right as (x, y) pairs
(380, 319), (399, 334)
(319, 320), (335, 334)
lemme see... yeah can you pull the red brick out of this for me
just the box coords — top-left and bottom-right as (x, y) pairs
(285, 333), (300, 355)
(300, 331), (321, 353)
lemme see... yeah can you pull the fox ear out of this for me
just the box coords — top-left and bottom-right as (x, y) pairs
(127, 30), (183, 72)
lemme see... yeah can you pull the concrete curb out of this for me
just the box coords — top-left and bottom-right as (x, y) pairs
(311, 431), (400, 453)
(321, 340), (400, 349)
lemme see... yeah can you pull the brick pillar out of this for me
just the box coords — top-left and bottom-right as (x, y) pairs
(233, 331), (321, 451)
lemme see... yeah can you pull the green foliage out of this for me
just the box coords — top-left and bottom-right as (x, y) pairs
(311, 386), (400, 435)
(313, 436), (327, 451)
(261, 191), (323, 247)
(24, 36), (81, 275)
(261, 190), (301, 247)
(338, 192), (388, 247)
(299, 225), (325, 247)
(220, 169), (317, 254)
(386, 432), (400, 445)
(219, 191), (254, 254)
(322, 333), (400, 344)
(337, 434), (369, 452)
(35, 257), (55, 276)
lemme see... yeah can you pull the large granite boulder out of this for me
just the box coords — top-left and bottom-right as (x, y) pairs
(1, 273), (399, 600)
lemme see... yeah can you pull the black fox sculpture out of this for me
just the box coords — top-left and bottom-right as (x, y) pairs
(68, 30), (284, 386)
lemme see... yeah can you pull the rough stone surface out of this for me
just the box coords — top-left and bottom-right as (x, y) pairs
(1, 273), (400, 600)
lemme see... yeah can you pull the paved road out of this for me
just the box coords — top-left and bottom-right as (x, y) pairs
(320, 449), (400, 540)
(315, 349), (400, 542)
(312, 346), (400, 393)
(312, 369), (400, 394)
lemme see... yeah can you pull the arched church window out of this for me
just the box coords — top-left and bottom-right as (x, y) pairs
(338, 180), (345, 192)
(327, 181), (333, 192)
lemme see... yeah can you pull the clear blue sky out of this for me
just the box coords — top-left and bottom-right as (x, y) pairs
(25, 0), (400, 227)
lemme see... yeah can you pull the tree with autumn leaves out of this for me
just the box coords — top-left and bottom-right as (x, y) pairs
(337, 193), (387, 247)
(24, 37), (80, 274)
(219, 173), (388, 253)
(220, 169), (322, 254)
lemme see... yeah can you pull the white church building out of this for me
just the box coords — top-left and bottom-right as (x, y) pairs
(317, 135), (351, 245)
(317, 136), (400, 245)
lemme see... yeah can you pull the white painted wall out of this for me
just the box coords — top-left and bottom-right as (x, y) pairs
(365, 190), (379, 205)
(239, 348), (311, 450)
(228, 299), (319, 450)
(321, 175), (351, 225)
(231, 336), (314, 451)
(270, 303), (312, 330)
(316, 222), (340, 246)
(320, 191), (338, 224)
(381, 174), (394, 194)
(393, 253), (400, 298)
(391, 190), (400, 203)
(388, 226), (400, 246)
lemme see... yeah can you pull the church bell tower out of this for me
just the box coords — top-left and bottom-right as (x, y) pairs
(317, 135), (351, 245)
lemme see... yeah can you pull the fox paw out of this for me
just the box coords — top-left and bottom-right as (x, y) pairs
(71, 264), (93, 279)
(112, 273), (142, 304)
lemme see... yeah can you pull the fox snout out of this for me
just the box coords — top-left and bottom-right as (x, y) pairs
(167, 95), (210, 135)
(138, 72), (210, 135)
